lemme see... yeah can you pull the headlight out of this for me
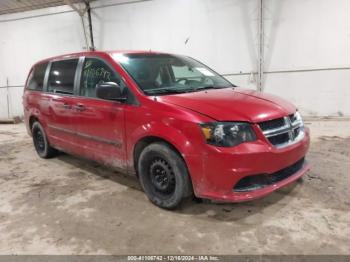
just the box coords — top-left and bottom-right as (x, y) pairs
(200, 122), (256, 147)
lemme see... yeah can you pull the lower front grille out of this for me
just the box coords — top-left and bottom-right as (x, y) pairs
(233, 158), (305, 192)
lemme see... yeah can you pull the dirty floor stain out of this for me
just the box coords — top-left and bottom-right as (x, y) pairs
(0, 122), (349, 254)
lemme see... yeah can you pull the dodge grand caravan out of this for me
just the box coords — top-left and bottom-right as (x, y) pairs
(23, 51), (310, 209)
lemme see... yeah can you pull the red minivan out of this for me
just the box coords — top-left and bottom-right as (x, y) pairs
(23, 51), (310, 209)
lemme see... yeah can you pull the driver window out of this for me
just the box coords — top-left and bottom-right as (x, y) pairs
(80, 58), (125, 98)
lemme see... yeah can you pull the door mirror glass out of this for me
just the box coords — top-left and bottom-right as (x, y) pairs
(96, 82), (125, 101)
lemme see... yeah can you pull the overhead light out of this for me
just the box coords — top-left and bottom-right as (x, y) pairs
(112, 53), (129, 64)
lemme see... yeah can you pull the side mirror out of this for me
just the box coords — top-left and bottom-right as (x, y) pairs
(96, 82), (126, 102)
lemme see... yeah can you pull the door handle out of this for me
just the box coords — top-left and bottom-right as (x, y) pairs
(63, 103), (71, 109)
(74, 104), (86, 111)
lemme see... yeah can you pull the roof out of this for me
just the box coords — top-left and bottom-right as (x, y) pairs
(106, 50), (167, 55)
(33, 50), (169, 65)
(0, 0), (92, 16)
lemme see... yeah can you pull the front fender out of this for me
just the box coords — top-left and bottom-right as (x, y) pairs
(129, 119), (201, 162)
(126, 119), (205, 194)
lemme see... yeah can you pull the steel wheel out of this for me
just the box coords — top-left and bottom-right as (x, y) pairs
(33, 128), (45, 154)
(31, 121), (57, 158)
(138, 142), (193, 209)
(149, 158), (176, 197)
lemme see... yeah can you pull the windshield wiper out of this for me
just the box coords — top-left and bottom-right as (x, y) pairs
(145, 85), (230, 95)
(146, 88), (191, 95)
(194, 86), (229, 91)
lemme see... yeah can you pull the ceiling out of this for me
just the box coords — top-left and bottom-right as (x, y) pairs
(0, 0), (93, 15)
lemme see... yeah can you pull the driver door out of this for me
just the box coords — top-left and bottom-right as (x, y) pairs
(72, 57), (127, 169)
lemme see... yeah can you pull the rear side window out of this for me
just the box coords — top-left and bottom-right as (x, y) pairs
(27, 62), (48, 91)
(48, 59), (78, 95)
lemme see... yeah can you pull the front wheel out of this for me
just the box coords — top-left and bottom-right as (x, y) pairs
(138, 142), (193, 209)
(32, 122), (57, 158)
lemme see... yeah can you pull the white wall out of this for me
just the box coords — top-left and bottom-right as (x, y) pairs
(263, 0), (350, 116)
(92, 0), (258, 78)
(0, 86), (23, 118)
(0, 0), (349, 118)
(0, 5), (86, 118)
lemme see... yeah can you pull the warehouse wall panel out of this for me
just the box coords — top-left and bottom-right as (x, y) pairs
(0, 0), (349, 118)
(0, 6), (85, 118)
(92, 0), (258, 76)
(263, 0), (350, 116)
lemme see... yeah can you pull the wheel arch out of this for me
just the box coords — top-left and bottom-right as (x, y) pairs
(133, 136), (184, 175)
(133, 135), (195, 199)
(29, 115), (40, 134)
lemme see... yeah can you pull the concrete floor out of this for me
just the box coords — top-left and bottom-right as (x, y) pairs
(0, 120), (349, 255)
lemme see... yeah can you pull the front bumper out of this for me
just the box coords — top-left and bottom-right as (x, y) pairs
(191, 127), (310, 202)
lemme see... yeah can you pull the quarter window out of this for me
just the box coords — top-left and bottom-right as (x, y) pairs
(48, 59), (78, 95)
(80, 58), (125, 98)
(27, 62), (48, 91)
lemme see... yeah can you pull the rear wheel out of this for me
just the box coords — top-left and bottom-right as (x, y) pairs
(138, 142), (193, 209)
(32, 122), (57, 158)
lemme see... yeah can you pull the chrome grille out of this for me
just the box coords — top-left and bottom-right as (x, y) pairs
(259, 118), (285, 131)
(258, 112), (305, 148)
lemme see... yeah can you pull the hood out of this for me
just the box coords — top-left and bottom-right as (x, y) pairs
(158, 87), (296, 122)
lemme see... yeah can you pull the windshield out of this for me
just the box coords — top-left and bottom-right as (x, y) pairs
(113, 53), (234, 95)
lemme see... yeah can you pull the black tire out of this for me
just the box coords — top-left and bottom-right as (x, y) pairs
(32, 121), (57, 159)
(138, 142), (193, 209)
